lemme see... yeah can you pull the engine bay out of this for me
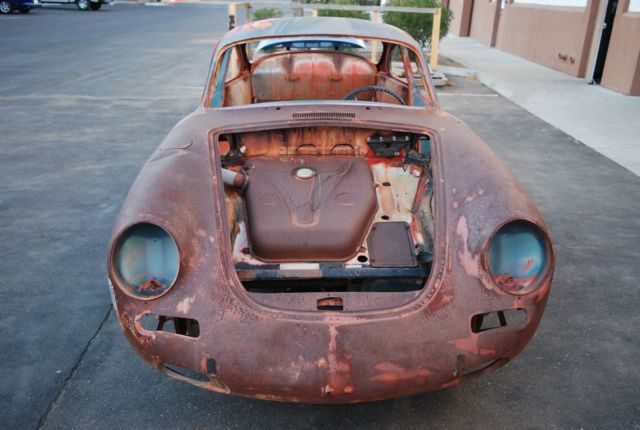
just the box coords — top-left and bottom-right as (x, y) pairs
(218, 126), (435, 294)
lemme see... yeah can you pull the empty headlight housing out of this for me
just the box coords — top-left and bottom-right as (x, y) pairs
(112, 223), (180, 299)
(487, 220), (551, 295)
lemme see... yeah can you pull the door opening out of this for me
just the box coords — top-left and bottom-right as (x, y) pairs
(591, 0), (618, 84)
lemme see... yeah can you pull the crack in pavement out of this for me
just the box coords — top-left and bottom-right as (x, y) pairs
(35, 307), (113, 430)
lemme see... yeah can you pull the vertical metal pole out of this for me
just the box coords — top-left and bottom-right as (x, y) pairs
(430, 7), (441, 69)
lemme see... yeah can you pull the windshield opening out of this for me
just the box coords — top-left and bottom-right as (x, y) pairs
(208, 36), (431, 108)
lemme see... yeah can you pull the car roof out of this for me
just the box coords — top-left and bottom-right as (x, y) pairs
(219, 17), (421, 51)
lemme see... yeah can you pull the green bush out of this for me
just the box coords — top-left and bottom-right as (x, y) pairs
(318, 0), (370, 20)
(304, 0), (380, 20)
(383, 0), (453, 48)
(253, 7), (283, 20)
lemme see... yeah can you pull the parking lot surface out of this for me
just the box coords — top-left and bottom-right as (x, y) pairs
(1, 5), (639, 429)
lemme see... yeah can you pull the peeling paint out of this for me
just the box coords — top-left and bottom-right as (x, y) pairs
(456, 216), (480, 278)
(176, 295), (196, 314)
(371, 362), (431, 383)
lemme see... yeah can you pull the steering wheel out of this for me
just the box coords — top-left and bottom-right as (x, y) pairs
(343, 85), (406, 105)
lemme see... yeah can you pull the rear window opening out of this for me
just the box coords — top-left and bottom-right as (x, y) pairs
(246, 37), (384, 64)
(219, 127), (436, 309)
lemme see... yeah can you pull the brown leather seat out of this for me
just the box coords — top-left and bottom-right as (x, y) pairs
(251, 52), (376, 103)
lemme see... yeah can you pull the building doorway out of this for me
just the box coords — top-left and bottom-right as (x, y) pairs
(591, 0), (618, 84)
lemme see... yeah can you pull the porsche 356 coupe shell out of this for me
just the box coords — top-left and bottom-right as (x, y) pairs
(107, 17), (554, 403)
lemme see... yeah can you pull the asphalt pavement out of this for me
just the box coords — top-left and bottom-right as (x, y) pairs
(1, 4), (639, 429)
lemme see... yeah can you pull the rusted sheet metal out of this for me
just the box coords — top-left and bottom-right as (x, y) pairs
(108, 99), (553, 402)
(108, 17), (553, 403)
(367, 222), (416, 267)
(252, 52), (377, 103)
(243, 156), (377, 262)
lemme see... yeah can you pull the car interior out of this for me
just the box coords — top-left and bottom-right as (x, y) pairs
(210, 37), (431, 107)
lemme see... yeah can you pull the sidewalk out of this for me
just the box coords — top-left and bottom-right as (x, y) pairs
(440, 36), (640, 177)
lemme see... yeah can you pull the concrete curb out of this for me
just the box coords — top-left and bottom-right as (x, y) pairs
(435, 65), (476, 78)
(440, 51), (514, 99)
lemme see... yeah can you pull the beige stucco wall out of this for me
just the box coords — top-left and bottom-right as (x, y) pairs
(447, 0), (473, 37)
(469, 0), (501, 46)
(600, 0), (640, 95)
(495, 2), (599, 77)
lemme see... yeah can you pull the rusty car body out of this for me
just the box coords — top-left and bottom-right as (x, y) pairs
(107, 17), (554, 403)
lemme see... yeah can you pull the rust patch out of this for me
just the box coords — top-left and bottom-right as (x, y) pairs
(324, 325), (351, 396)
(371, 362), (431, 383)
(176, 295), (196, 314)
(456, 215), (480, 279)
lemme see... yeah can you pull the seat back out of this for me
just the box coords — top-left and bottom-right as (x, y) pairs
(251, 52), (376, 103)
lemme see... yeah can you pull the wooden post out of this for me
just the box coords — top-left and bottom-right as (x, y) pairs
(370, 10), (381, 61)
(245, 3), (252, 23)
(430, 7), (441, 69)
(292, 0), (303, 17)
(228, 3), (237, 30)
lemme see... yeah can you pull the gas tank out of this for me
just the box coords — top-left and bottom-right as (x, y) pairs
(243, 156), (377, 262)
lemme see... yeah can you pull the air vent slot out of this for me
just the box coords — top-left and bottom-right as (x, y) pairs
(317, 297), (344, 311)
(292, 112), (356, 120)
(139, 313), (200, 338)
(470, 309), (527, 333)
